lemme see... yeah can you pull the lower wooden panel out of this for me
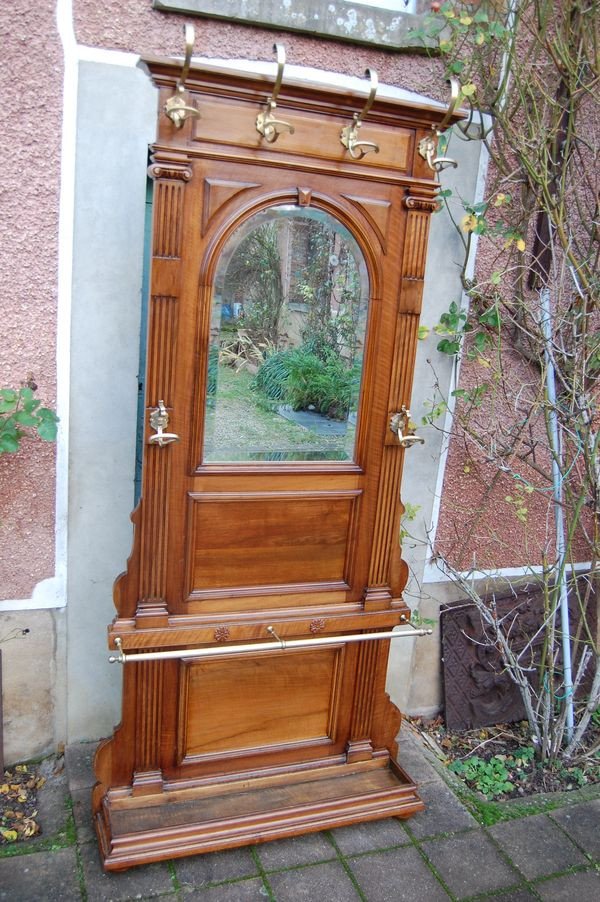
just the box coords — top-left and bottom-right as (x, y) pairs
(178, 647), (342, 761)
(95, 760), (423, 871)
(187, 491), (359, 594)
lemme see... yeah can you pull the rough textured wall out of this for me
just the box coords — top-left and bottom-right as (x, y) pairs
(0, 1), (61, 598)
(73, 0), (446, 98)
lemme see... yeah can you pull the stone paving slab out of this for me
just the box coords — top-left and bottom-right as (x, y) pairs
(397, 733), (444, 785)
(255, 831), (337, 871)
(70, 787), (96, 845)
(65, 742), (97, 792)
(185, 877), (269, 899)
(268, 860), (361, 900)
(483, 890), (540, 902)
(405, 779), (478, 839)
(421, 829), (521, 898)
(347, 844), (451, 901)
(174, 845), (258, 888)
(548, 799), (600, 858)
(78, 840), (175, 901)
(534, 868), (600, 901)
(330, 816), (411, 855)
(0, 848), (81, 902)
(488, 813), (588, 880)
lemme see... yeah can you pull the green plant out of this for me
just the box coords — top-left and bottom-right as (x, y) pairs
(254, 345), (361, 420)
(284, 348), (360, 420)
(449, 755), (514, 799)
(0, 386), (58, 454)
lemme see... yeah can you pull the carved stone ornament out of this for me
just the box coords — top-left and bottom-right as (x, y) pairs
(309, 618), (326, 634)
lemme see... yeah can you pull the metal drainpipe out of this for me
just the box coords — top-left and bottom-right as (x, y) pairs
(540, 286), (574, 741)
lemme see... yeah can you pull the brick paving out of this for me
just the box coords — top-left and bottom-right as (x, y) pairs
(1, 729), (599, 900)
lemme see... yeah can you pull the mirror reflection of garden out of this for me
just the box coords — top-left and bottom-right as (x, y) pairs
(203, 205), (369, 462)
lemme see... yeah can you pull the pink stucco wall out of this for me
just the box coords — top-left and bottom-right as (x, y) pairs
(0, 1), (61, 598)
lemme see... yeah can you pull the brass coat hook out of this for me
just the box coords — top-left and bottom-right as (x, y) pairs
(340, 69), (380, 160)
(390, 406), (425, 449)
(418, 78), (460, 173)
(256, 44), (295, 143)
(164, 24), (201, 129)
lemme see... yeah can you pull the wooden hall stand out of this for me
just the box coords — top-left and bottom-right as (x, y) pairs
(93, 51), (459, 871)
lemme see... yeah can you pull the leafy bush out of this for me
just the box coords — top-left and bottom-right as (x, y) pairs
(254, 345), (361, 420)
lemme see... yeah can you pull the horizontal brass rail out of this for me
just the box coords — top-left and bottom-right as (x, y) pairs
(109, 625), (432, 664)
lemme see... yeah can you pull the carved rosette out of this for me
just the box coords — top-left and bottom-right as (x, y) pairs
(309, 618), (325, 634)
(214, 626), (231, 642)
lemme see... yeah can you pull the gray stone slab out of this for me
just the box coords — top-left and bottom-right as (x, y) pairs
(174, 847), (258, 888)
(421, 830), (519, 897)
(256, 832), (336, 871)
(0, 848), (81, 902)
(268, 861), (361, 900)
(549, 799), (600, 858)
(489, 813), (588, 879)
(535, 868), (600, 901)
(182, 877), (268, 900)
(405, 779), (477, 839)
(330, 817), (411, 855)
(397, 735), (444, 785)
(65, 742), (97, 792)
(70, 787), (95, 845)
(78, 840), (174, 901)
(486, 892), (541, 902)
(28, 766), (70, 847)
(348, 845), (450, 902)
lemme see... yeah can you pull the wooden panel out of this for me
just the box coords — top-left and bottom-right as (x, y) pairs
(191, 99), (412, 172)
(179, 647), (342, 760)
(188, 491), (360, 593)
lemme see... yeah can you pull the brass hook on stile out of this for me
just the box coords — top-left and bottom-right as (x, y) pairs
(390, 406), (425, 449)
(418, 77), (460, 173)
(340, 69), (380, 160)
(256, 44), (295, 143)
(164, 24), (201, 129)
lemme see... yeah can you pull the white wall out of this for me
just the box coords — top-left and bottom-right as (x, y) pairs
(67, 58), (155, 740)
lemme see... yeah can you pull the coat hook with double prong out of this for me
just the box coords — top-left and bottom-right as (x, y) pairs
(256, 44), (295, 143)
(164, 24), (202, 129)
(418, 78), (460, 173)
(340, 69), (380, 160)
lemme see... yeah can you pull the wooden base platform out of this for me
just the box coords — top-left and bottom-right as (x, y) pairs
(95, 759), (423, 871)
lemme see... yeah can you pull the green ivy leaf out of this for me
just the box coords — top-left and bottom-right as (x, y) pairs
(479, 306), (501, 329)
(0, 389), (18, 405)
(0, 433), (21, 453)
(474, 332), (490, 353)
(37, 417), (59, 442)
(13, 410), (39, 426)
(437, 338), (462, 355)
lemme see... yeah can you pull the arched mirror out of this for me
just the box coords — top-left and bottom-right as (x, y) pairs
(203, 205), (370, 462)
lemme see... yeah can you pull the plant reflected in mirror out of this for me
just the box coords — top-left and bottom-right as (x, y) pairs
(203, 205), (369, 462)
